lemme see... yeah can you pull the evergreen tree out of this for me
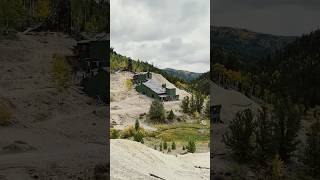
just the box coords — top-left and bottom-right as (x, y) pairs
(186, 138), (196, 153)
(272, 98), (301, 162)
(149, 99), (165, 123)
(160, 142), (163, 151)
(190, 95), (197, 113)
(172, 141), (176, 150)
(135, 119), (140, 131)
(223, 109), (255, 162)
(133, 130), (144, 144)
(167, 110), (175, 120)
(181, 96), (190, 113)
(303, 112), (320, 178)
(195, 93), (205, 113)
(204, 98), (210, 118)
(254, 105), (275, 162)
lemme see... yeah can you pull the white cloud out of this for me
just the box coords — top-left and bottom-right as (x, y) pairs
(111, 0), (210, 73)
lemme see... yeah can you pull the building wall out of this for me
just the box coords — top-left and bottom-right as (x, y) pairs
(89, 40), (109, 59)
(166, 88), (176, 96)
(136, 84), (160, 100)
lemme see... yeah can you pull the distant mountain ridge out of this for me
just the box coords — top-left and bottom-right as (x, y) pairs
(211, 26), (297, 71)
(162, 68), (202, 82)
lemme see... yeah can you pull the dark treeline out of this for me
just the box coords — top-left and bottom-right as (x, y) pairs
(212, 29), (320, 111)
(0, 0), (109, 34)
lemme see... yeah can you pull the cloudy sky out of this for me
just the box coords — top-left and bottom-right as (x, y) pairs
(212, 0), (320, 36)
(111, 0), (210, 73)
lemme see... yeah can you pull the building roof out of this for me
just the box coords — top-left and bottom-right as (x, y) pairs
(143, 79), (166, 94)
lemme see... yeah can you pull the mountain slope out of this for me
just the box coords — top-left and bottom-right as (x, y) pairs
(211, 26), (296, 71)
(162, 68), (202, 82)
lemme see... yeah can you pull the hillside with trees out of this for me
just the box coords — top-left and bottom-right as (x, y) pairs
(211, 26), (296, 72)
(162, 68), (202, 82)
(212, 27), (320, 179)
(0, 0), (109, 35)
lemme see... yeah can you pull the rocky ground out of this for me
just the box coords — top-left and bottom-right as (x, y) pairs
(210, 82), (259, 179)
(110, 71), (190, 130)
(110, 139), (209, 180)
(0, 32), (108, 179)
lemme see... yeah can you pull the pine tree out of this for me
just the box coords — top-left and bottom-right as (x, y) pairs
(181, 96), (190, 113)
(149, 100), (165, 122)
(272, 98), (301, 162)
(254, 105), (275, 162)
(133, 130), (144, 144)
(195, 93), (204, 113)
(186, 138), (196, 153)
(303, 112), (320, 178)
(190, 95), (197, 113)
(160, 142), (163, 151)
(204, 98), (210, 118)
(135, 119), (140, 131)
(167, 110), (175, 120)
(172, 141), (176, 150)
(223, 109), (255, 162)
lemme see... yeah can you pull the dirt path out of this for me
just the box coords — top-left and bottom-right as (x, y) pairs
(0, 33), (107, 179)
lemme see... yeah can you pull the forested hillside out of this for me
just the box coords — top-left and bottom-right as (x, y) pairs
(0, 0), (109, 35)
(262, 30), (320, 109)
(110, 48), (189, 90)
(211, 26), (295, 72)
(162, 68), (202, 82)
(212, 28), (320, 110)
(212, 28), (320, 179)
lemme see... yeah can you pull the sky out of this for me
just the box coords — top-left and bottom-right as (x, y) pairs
(212, 0), (320, 36)
(111, 0), (210, 73)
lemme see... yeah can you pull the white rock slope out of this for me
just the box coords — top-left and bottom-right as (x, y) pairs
(111, 139), (210, 180)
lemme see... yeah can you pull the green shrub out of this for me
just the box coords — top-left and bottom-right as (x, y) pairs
(133, 130), (144, 144)
(182, 145), (185, 150)
(186, 138), (196, 153)
(172, 141), (176, 150)
(149, 100), (165, 122)
(121, 125), (135, 139)
(167, 146), (171, 153)
(110, 128), (120, 139)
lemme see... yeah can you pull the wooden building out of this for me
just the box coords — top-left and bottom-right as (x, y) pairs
(134, 74), (179, 101)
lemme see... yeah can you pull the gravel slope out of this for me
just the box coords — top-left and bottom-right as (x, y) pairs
(0, 32), (108, 179)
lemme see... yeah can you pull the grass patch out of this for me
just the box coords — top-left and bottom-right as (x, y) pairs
(156, 127), (209, 142)
(153, 121), (210, 142)
(0, 101), (13, 126)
